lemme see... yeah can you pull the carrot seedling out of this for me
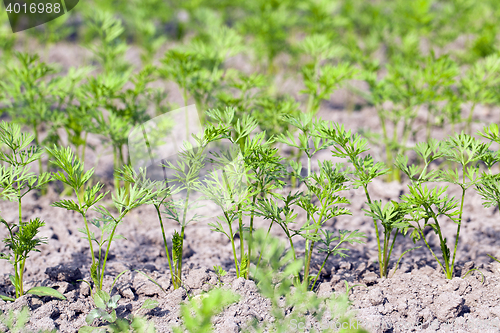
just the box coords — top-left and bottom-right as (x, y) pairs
(0, 122), (64, 301)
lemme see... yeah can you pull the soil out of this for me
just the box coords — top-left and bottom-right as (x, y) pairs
(0, 42), (499, 333)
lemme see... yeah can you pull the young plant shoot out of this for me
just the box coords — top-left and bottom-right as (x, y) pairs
(397, 133), (488, 279)
(317, 122), (399, 278)
(48, 146), (108, 293)
(150, 117), (229, 288)
(274, 115), (365, 286)
(0, 122), (64, 301)
(475, 124), (500, 264)
(49, 149), (155, 293)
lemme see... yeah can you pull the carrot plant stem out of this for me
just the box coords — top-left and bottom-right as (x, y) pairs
(303, 153), (312, 282)
(238, 206), (245, 276)
(362, 183), (383, 277)
(78, 205), (96, 267)
(379, 111), (393, 182)
(418, 223), (445, 273)
(466, 102), (477, 135)
(311, 252), (331, 291)
(155, 204), (174, 285)
(19, 259), (25, 295)
(385, 230), (399, 277)
(451, 186), (466, 278)
(304, 205), (325, 285)
(256, 221), (274, 270)
(226, 211), (240, 278)
(177, 225), (185, 288)
(247, 195), (257, 278)
(100, 221), (118, 289)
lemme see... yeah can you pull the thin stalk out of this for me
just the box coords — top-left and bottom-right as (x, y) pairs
(17, 191), (23, 296)
(175, 188), (191, 288)
(385, 230), (399, 275)
(434, 224), (450, 276)
(14, 264), (20, 298)
(379, 111), (393, 182)
(304, 204), (326, 285)
(247, 195), (257, 279)
(391, 120), (401, 182)
(256, 221), (274, 270)
(283, 228), (297, 261)
(6, 222), (19, 297)
(100, 221), (118, 290)
(431, 217), (449, 272)
(311, 251), (331, 291)
(176, 225), (185, 288)
(451, 186), (466, 278)
(381, 229), (390, 277)
(19, 259), (26, 295)
(77, 194), (96, 266)
(424, 207), (451, 277)
(113, 148), (120, 190)
(425, 104), (435, 142)
(361, 182), (383, 277)
(238, 205), (245, 276)
(346, 151), (383, 275)
(226, 213), (240, 277)
(303, 154), (312, 282)
(417, 222), (445, 273)
(18, 195), (22, 225)
(466, 102), (477, 135)
(306, 94), (315, 115)
(97, 239), (102, 285)
(155, 204), (174, 283)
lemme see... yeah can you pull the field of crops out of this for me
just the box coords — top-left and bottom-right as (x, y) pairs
(1, 0), (500, 332)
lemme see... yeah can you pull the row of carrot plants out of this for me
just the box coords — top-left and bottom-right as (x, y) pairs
(0, 107), (499, 303)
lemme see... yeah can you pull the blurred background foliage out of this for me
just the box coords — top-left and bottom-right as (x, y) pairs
(1, 0), (500, 182)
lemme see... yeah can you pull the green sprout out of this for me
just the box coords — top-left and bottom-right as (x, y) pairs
(79, 290), (158, 333)
(212, 265), (227, 287)
(48, 148), (155, 294)
(317, 122), (398, 278)
(173, 288), (239, 333)
(475, 124), (500, 269)
(0, 122), (63, 301)
(397, 133), (488, 279)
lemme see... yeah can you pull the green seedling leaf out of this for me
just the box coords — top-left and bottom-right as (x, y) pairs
(0, 294), (15, 302)
(487, 254), (500, 264)
(344, 280), (367, 297)
(9, 275), (18, 290)
(108, 309), (117, 323)
(27, 286), (66, 300)
(110, 269), (130, 291)
(90, 263), (100, 288)
(78, 279), (94, 296)
(141, 299), (159, 310)
(93, 290), (110, 309)
(239, 255), (249, 278)
(390, 246), (422, 278)
(134, 270), (167, 295)
(108, 294), (121, 309)
(85, 308), (108, 325)
(462, 268), (485, 283)
(78, 326), (102, 333)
